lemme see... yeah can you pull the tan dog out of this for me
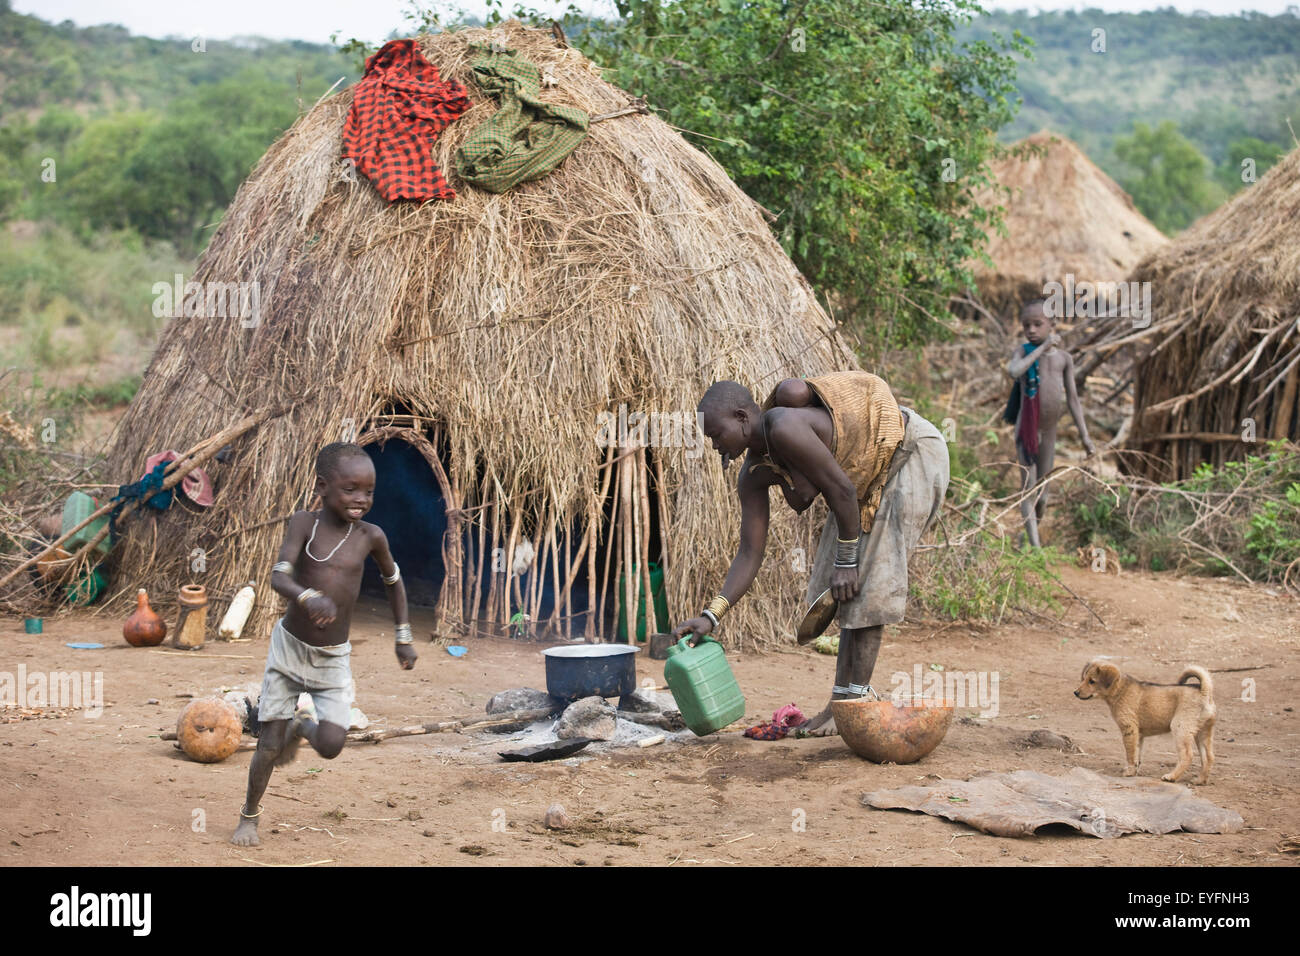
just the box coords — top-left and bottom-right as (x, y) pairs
(1074, 660), (1216, 784)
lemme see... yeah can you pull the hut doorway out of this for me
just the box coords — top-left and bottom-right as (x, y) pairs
(456, 447), (666, 642)
(358, 431), (450, 608)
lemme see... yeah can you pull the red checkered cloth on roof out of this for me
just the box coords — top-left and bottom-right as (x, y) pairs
(342, 39), (471, 202)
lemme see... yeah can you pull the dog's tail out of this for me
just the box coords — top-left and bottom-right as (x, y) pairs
(1178, 665), (1214, 698)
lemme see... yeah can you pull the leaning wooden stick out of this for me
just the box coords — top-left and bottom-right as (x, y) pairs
(0, 402), (296, 591)
(161, 706), (558, 746)
(348, 707), (556, 742)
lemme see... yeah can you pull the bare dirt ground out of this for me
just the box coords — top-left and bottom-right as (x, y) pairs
(2, 565), (1296, 867)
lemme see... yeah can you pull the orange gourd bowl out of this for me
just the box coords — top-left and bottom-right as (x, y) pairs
(831, 696), (955, 764)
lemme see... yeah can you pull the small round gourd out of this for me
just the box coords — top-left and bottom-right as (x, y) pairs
(176, 698), (242, 763)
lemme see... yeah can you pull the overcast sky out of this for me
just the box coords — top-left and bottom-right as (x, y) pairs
(15, 0), (1299, 45)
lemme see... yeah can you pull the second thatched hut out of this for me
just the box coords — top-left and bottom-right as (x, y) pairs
(966, 130), (1167, 324)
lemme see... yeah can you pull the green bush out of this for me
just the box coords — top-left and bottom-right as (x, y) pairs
(911, 532), (1066, 622)
(1067, 446), (1300, 584)
(0, 223), (185, 371)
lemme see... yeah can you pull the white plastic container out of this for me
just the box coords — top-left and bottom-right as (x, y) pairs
(218, 583), (256, 640)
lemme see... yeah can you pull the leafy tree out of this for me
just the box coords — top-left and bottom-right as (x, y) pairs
(1216, 135), (1286, 193)
(34, 105), (83, 148)
(570, 0), (1029, 350)
(0, 117), (32, 218)
(43, 53), (81, 99)
(41, 74), (301, 251)
(1114, 120), (1225, 234)
(123, 75), (302, 249)
(55, 112), (154, 235)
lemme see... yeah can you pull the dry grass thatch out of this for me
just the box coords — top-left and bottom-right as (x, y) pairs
(1119, 144), (1300, 481)
(69, 22), (860, 647)
(967, 130), (1167, 320)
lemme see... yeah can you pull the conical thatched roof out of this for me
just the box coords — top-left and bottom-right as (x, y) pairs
(98, 23), (859, 646)
(1123, 144), (1300, 481)
(970, 131), (1167, 317)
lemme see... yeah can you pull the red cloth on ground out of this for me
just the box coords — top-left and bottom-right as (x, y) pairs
(342, 39), (471, 202)
(744, 721), (788, 740)
(1017, 389), (1040, 458)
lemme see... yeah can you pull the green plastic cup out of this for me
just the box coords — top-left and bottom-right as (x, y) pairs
(24, 617), (42, 634)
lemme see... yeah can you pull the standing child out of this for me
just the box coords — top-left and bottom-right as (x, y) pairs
(231, 441), (416, 847)
(1006, 299), (1096, 548)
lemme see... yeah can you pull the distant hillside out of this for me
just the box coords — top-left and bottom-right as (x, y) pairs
(0, 0), (351, 114)
(0, 1), (358, 391)
(960, 8), (1300, 174)
(0, 1), (357, 249)
(2, 1), (1297, 391)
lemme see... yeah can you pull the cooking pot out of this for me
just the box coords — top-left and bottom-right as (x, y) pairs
(544, 644), (639, 700)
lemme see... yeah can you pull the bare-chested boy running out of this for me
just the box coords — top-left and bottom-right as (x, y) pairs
(1007, 299), (1096, 548)
(231, 442), (416, 847)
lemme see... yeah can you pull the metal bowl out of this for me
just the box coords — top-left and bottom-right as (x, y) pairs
(831, 696), (955, 764)
(796, 589), (838, 645)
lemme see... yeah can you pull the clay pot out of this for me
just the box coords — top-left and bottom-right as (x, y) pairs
(831, 696), (955, 764)
(176, 698), (242, 763)
(179, 584), (208, 607)
(36, 546), (73, 580)
(123, 588), (167, 647)
(173, 584), (208, 650)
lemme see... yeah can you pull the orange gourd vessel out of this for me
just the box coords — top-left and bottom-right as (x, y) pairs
(123, 588), (167, 646)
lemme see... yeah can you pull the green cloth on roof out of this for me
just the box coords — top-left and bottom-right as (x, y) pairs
(454, 48), (589, 193)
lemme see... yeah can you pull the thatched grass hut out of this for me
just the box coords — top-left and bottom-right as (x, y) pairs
(965, 130), (1166, 324)
(1123, 144), (1300, 481)
(93, 23), (858, 648)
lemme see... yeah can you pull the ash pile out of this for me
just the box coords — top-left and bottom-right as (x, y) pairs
(482, 686), (691, 761)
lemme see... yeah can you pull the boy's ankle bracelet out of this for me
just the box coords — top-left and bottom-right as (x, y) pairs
(239, 804), (262, 819)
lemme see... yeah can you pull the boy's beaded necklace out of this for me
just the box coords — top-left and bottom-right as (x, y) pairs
(304, 511), (353, 562)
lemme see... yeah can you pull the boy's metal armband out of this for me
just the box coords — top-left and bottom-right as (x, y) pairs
(272, 561), (293, 576)
(394, 623), (413, 645)
(296, 587), (322, 606)
(381, 563), (401, 586)
(834, 536), (860, 569)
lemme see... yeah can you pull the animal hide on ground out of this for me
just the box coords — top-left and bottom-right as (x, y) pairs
(861, 767), (1243, 838)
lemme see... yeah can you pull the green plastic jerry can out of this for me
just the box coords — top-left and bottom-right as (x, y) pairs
(615, 561), (670, 644)
(61, 491), (110, 559)
(663, 634), (746, 736)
